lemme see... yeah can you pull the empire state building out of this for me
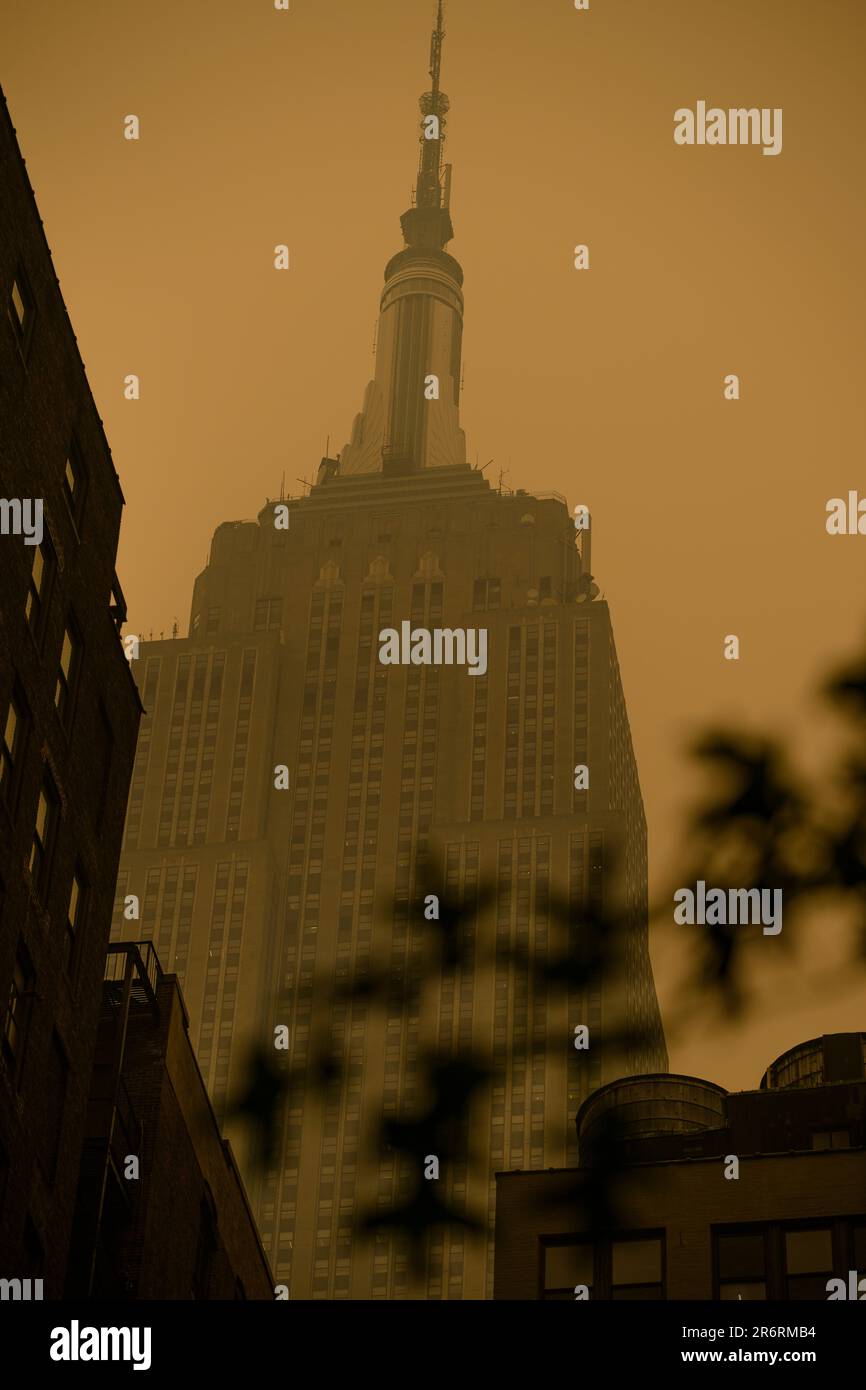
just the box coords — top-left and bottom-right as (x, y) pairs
(113, 3), (667, 1299)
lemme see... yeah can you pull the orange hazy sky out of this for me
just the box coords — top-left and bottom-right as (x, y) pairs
(3, 0), (866, 1089)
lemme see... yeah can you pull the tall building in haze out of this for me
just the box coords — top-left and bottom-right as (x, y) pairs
(113, 4), (667, 1299)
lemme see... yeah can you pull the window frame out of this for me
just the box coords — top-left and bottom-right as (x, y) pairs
(54, 616), (83, 730)
(782, 1222), (836, 1300)
(8, 262), (36, 358)
(2, 942), (36, 1086)
(539, 1230), (665, 1301)
(66, 862), (87, 977)
(62, 434), (88, 533)
(253, 596), (283, 632)
(610, 1232), (666, 1300)
(714, 1223), (769, 1301)
(714, 1219), (845, 1300)
(0, 680), (29, 810)
(25, 533), (55, 643)
(28, 767), (59, 897)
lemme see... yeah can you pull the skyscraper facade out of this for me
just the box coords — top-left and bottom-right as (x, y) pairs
(112, 6), (666, 1299)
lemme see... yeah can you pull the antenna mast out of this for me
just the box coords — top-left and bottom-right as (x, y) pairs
(401, 2), (454, 250)
(416, 2), (449, 212)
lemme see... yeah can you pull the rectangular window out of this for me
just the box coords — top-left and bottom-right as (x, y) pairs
(254, 596), (283, 631)
(543, 1232), (663, 1300)
(55, 621), (81, 726)
(64, 455), (77, 507)
(11, 279), (26, 327)
(611, 1237), (663, 1299)
(9, 265), (36, 354)
(66, 864), (86, 972)
(63, 437), (86, 527)
(1, 683), (27, 804)
(716, 1228), (768, 1299)
(2, 944), (35, 1084)
(542, 1241), (593, 1300)
(29, 769), (58, 893)
(25, 537), (53, 635)
(472, 577), (501, 609)
(811, 1130), (850, 1150)
(784, 1227), (834, 1300)
(206, 607), (221, 634)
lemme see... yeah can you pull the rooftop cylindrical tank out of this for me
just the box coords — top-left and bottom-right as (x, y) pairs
(760, 1033), (866, 1090)
(577, 1073), (727, 1159)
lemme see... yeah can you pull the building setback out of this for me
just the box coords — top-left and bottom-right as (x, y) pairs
(494, 1033), (866, 1300)
(66, 941), (274, 1299)
(112, 5), (666, 1298)
(0, 86), (142, 1296)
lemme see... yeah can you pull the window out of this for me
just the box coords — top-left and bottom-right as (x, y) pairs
(2, 944), (35, 1083)
(29, 769), (58, 892)
(811, 1130), (850, 1150)
(784, 1227), (834, 1299)
(254, 596), (282, 631)
(8, 265), (36, 354)
(611, 1237), (663, 1299)
(543, 1232), (664, 1300)
(64, 455), (77, 505)
(716, 1229), (767, 1300)
(1, 684), (27, 804)
(25, 537), (53, 635)
(66, 865), (86, 972)
(542, 1241), (594, 1299)
(63, 437), (86, 527)
(11, 280), (26, 327)
(206, 607), (221, 634)
(55, 621), (81, 725)
(472, 576), (501, 610)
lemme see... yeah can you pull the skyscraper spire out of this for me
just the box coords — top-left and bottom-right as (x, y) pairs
(339, 2), (466, 474)
(402, 1), (454, 250)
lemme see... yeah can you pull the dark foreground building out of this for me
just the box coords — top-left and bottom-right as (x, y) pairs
(0, 86), (142, 1296)
(66, 942), (273, 1299)
(494, 1033), (866, 1300)
(111, 5), (667, 1298)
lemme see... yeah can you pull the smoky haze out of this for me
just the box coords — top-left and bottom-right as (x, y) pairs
(3, 0), (865, 1089)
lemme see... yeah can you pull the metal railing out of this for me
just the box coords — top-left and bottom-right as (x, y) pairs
(104, 941), (162, 1008)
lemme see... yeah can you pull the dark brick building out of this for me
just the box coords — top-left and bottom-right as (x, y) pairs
(0, 86), (143, 1296)
(66, 942), (273, 1299)
(494, 1033), (866, 1300)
